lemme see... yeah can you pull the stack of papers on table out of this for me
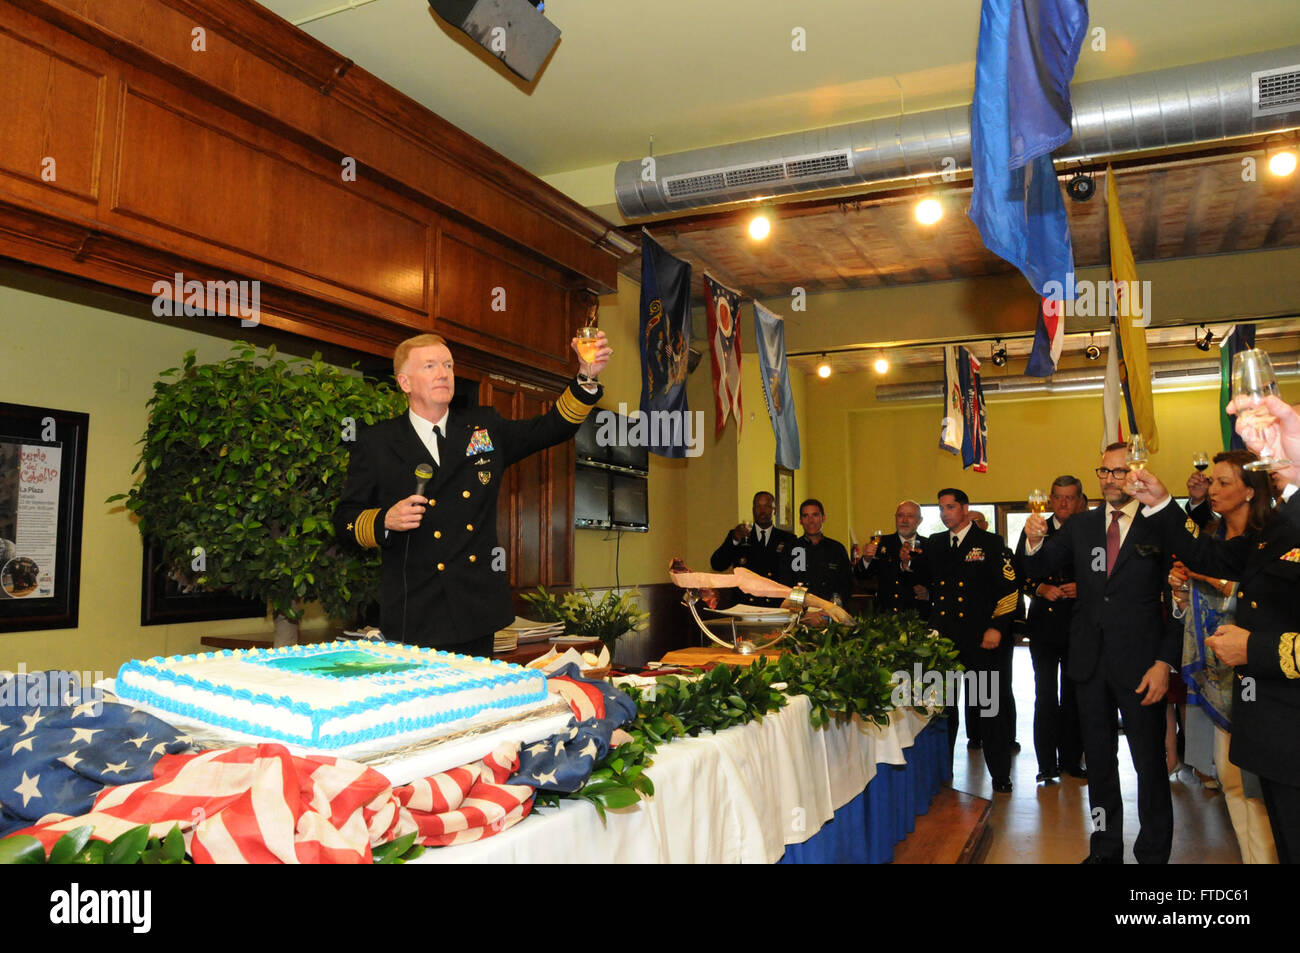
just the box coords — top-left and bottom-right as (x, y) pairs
(497, 616), (567, 647)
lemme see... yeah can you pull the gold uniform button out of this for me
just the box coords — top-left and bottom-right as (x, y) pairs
(958, 596), (964, 602)
(434, 531), (441, 539)
(462, 490), (471, 498)
(940, 580), (947, 586)
(958, 612), (965, 618)
(940, 611), (947, 616)
(958, 581), (964, 587)
(466, 523), (474, 531)
(436, 562), (445, 571)
(429, 499), (436, 507)
(1251, 601), (1258, 609)
(469, 555), (476, 563)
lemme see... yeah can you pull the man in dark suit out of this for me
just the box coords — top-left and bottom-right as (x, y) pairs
(781, 499), (854, 606)
(1016, 475), (1088, 783)
(1022, 443), (1179, 864)
(1128, 394), (1300, 861)
(334, 331), (608, 655)
(709, 491), (798, 603)
(928, 488), (1020, 793)
(853, 499), (931, 617)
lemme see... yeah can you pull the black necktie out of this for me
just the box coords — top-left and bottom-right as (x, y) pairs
(433, 426), (445, 467)
(951, 534), (958, 550)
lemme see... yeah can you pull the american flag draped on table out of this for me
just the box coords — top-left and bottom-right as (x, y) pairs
(8, 666), (637, 862)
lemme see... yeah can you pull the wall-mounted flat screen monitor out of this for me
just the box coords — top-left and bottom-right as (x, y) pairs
(574, 466), (611, 528)
(611, 472), (649, 532)
(574, 412), (605, 465)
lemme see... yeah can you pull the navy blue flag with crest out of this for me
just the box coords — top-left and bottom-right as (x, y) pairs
(639, 232), (693, 458)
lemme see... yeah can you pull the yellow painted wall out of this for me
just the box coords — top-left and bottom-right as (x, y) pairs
(0, 268), (338, 677)
(803, 341), (1300, 542)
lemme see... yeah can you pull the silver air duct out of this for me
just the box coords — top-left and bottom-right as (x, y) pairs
(616, 47), (1300, 218)
(873, 352), (1300, 403)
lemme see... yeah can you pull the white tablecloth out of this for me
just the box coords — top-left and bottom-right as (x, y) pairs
(415, 697), (934, 863)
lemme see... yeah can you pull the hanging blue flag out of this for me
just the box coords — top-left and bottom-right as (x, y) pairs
(638, 231), (693, 458)
(753, 302), (801, 470)
(1219, 324), (1257, 451)
(969, 0), (1087, 376)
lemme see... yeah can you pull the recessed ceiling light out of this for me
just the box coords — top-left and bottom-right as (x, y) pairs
(748, 214), (771, 240)
(915, 198), (942, 225)
(1269, 150), (1297, 177)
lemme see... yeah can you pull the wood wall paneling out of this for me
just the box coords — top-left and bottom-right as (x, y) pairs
(111, 87), (429, 316)
(437, 221), (574, 371)
(12, 0), (621, 291)
(0, 24), (105, 203)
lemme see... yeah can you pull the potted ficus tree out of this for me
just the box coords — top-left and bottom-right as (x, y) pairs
(110, 342), (407, 645)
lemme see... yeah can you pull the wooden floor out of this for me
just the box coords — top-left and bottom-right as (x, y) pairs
(898, 645), (1242, 864)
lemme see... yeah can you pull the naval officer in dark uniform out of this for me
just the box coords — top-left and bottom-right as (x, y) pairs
(779, 498), (854, 606)
(853, 499), (931, 616)
(928, 488), (1021, 793)
(710, 491), (798, 606)
(334, 330), (609, 656)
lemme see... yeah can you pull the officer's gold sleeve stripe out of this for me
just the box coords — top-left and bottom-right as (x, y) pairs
(556, 387), (592, 424)
(993, 592), (1018, 617)
(1281, 633), (1299, 680)
(355, 508), (381, 549)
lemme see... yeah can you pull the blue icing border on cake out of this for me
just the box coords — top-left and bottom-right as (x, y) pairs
(115, 642), (548, 749)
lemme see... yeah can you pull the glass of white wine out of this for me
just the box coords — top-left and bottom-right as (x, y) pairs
(1232, 349), (1293, 471)
(1028, 488), (1048, 514)
(1127, 434), (1150, 472)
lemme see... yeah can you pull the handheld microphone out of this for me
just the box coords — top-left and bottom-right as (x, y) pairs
(414, 463), (434, 498)
(402, 462), (435, 645)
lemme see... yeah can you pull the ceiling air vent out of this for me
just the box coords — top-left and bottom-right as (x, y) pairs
(664, 171), (727, 199)
(1253, 64), (1300, 116)
(662, 150), (852, 203)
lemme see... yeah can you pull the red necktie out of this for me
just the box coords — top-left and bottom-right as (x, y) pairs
(1106, 509), (1122, 577)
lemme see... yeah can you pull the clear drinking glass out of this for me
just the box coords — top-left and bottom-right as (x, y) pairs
(1232, 349), (1293, 471)
(1192, 451), (1210, 472)
(1127, 434), (1149, 471)
(1028, 489), (1048, 514)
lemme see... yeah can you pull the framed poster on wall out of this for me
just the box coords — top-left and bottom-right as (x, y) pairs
(0, 403), (88, 633)
(775, 464), (795, 532)
(140, 537), (265, 626)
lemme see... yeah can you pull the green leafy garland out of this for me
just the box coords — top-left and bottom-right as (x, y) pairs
(0, 823), (425, 865)
(0, 614), (958, 857)
(536, 611), (961, 819)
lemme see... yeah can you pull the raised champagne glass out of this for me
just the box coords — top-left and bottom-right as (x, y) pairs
(1028, 489), (1048, 515)
(1232, 348), (1293, 471)
(1127, 434), (1149, 472)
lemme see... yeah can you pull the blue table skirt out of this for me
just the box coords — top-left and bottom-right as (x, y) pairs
(779, 719), (950, 864)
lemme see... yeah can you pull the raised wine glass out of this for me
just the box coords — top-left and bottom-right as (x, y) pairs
(1232, 348), (1293, 471)
(1127, 434), (1149, 472)
(1028, 488), (1048, 515)
(575, 299), (601, 367)
(1192, 451), (1210, 472)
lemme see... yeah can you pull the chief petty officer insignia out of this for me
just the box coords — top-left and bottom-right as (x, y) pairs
(466, 427), (494, 455)
(1002, 555), (1016, 581)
